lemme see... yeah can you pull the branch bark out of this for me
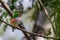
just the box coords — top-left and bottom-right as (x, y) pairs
(38, 0), (56, 35)
(0, 0), (31, 40)
(0, 0), (13, 17)
(0, 19), (58, 39)
(0, 0), (57, 40)
(18, 22), (31, 40)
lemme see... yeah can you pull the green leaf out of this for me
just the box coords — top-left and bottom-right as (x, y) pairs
(31, 12), (36, 20)
(8, 0), (17, 10)
(55, 13), (60, 40)
(13, 11), (19, 18)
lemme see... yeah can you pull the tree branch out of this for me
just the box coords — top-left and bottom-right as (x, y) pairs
(0, 19), (58, 39)
(0, 0), (13, 17)
(38, 0), (56, 35)
(0, 0), (31, 40)
(0, 0), (58, 39)
(18, 22), (31, 40)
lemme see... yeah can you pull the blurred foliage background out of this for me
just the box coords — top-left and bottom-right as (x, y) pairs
(0, 0), (60, 40)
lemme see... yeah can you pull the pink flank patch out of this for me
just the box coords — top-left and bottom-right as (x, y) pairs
(10, 18), (16, 24)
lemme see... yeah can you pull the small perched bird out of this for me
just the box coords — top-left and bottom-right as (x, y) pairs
(10, 17), (31, 40)
(10, 11), (23, 31)
(10, 18), (19, 27)
(10, 17), (27, 32)
(10, 18), (20, 31)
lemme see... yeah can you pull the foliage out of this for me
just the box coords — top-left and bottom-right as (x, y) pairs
(42, 0), (60, 40)
(55, 13), (60, 40)
(0, 0), (60, 40)
(31, 0), (60, 40)
(13, 11), (19, 18)
(8, 0), (17, 10)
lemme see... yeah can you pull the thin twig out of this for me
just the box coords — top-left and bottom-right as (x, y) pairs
(38, 0), (56, 35)
(0, 19), (58, 39)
